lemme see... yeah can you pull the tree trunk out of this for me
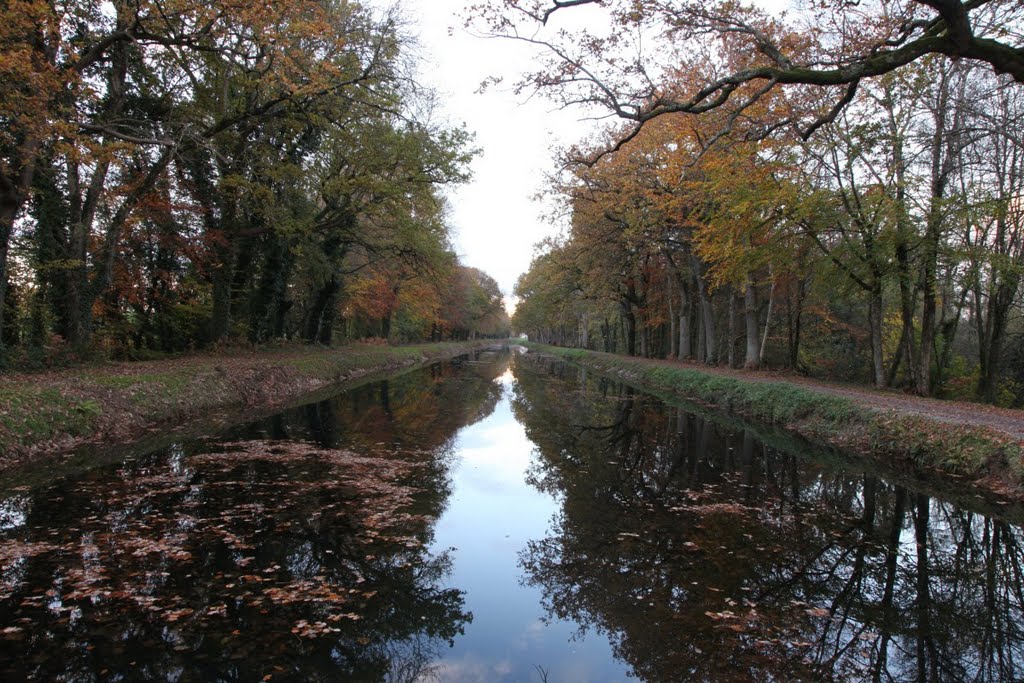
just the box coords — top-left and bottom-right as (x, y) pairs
(916, 61), (964, 396)
(917, 210), (939, 396)
(933, 281), (966, 393)
(229, 236), (255, 332)
(978, 283), (1014, 403)
(759, 275), (775, 367)
(639, 317), (648, 358)
(691, 255), (716, 364)
(250, 235), (290, 343)
(696, 312), (706, 363)
(896, 250), (920, 390)
(668, 281), (677, 359)
(886, 326), (907, 388)
(869, 286), (886, 388)
(64, 152), (106, 352)
(700, 290), (716, 364)
(622, 305), (637, 356)
(744, 281), (759, 369)
(0, 130), (40, 352)
(785, 276), (805, 370)
(889, 71), (920, 392)
(678, 278), (692, 359)
(304, 275), (340, 344)
(727, 287), (738, 368)
(0, 203), (16, 351)
(65, 153), (98, 350)
(210, 238), (237, 342)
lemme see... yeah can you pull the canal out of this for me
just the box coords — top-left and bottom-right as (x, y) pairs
(1, 347), (1022, 681)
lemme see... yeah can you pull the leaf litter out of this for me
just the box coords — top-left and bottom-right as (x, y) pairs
(0, 439), (440, 648)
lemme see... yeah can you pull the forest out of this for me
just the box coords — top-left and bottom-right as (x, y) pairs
(0, 0), (510, 368)
(496, 0), (1024, 406)
(3, 0), (1022, 408)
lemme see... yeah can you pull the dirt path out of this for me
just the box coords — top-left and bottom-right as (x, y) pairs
(647, 357), (1024, 444)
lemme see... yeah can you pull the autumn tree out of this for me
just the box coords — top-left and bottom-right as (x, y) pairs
(495, 0), (1024, 403)
(793, 92), (909, 388)
(443, 266), (509, 340)
(512, 245), (595, 346)
(0, 1), (496, 363)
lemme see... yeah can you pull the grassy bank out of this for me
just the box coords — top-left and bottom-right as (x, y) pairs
(0, 341), (491, 469)
(527, 344), (1024, 498)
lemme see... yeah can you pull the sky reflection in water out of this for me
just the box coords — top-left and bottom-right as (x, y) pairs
(429, 366), (629, 682)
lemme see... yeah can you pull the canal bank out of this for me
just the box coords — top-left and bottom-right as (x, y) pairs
(0, 341), (492, 473)
(524, 343), (1024, 503)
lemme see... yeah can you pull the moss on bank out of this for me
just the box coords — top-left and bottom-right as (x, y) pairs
(0, 341), (490, 467)
(529, 344), (1024, 498)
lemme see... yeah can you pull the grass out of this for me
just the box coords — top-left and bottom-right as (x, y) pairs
(0, 388), (103, 446)
(0, 340), (492, 462)
(868, 414), (1022, 479)
(529, 343), (1024, 496)
(544, 346), (865, 428)
(87, 372), (194, 406)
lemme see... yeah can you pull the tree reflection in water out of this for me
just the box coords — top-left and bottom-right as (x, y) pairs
(513, 355), (1024, 682)
(0, 350), (510, 682)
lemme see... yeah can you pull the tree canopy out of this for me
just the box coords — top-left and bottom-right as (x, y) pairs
(504, 1), (1024, 405)
(0, 0), (509, 362)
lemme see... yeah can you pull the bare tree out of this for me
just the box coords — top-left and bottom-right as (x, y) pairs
(471, 0), (1024, 150)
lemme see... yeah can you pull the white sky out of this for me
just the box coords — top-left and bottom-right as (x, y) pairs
(409, 1), (599, 313)
(407, 0), (792, 313)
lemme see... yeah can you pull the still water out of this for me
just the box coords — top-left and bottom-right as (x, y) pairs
(0, 348), (1022, 681)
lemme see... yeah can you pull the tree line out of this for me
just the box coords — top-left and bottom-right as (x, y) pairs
(0, 0), (509, 366)
(494, 0), (1024, 405)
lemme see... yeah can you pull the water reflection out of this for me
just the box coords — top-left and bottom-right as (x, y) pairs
(426, 365), (630, 681)
(3, 349), (1023, 682)
(0, 351), (510, 682)
(512, 355), (1024, 682)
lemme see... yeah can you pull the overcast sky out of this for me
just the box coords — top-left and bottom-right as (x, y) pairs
(408, 1), (791, 312)
(407, 1), (598, 312)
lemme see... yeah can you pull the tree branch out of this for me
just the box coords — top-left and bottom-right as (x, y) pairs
(78, 123), (175, 147)
(540, 0), (602, 25)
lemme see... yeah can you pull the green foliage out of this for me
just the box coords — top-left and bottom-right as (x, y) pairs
(445, 267), (510, 339)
